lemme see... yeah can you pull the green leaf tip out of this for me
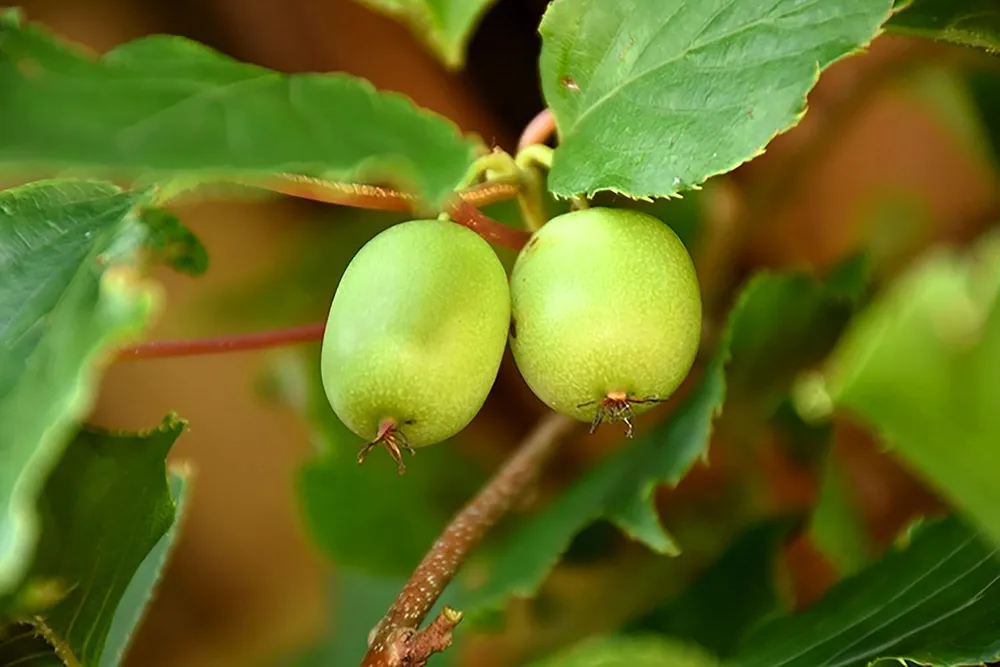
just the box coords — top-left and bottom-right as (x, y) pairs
(539, 0), (896, 200)
(355, 0), (500, 69)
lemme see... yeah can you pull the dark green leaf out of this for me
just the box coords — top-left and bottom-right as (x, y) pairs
(531, 635), (719, 667)
(809, 454), (871, 577)
(887, 0), (1000, 53)
(100, 473), (188, 667)
(966, 68), (1000, 165)
(0, 179), (158, 592)
(138, 208), (208, 277)
(726, 255), (870, 411)
(629, 519), (796, 658)
(273, 348), (485, 578)
(0, 625), (61, 667)
(729, 517), (1000, 667)
(817, 231), (1000, 547)
(539, 0), (893, 199)
(0, 9), (480, 207)
(355, 0), (499, 69)
(1, 417), (186, 667)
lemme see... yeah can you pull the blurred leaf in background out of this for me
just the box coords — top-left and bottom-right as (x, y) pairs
(355, 0), (499, 70)
(887, 0), (1000, 53)
(530, 635), (719, 667)
(812, 230), (1000, 547)
(628, 518), (797, 659)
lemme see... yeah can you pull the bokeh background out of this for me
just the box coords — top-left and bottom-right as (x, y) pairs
(12, 1), (998, 665)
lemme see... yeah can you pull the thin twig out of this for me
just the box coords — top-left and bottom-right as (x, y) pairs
(117, 322), (326, 360)
(518, 108), (556, 151)
(361, 412), (578, 667)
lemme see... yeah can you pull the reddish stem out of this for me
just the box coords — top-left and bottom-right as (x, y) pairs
(117, 322), (325, 360)
(361, 412), (577, 667)
(518, 108), (556, 151)
(449, 200), (531, 250)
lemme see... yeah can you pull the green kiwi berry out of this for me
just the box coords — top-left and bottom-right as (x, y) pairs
(321, 219), (510, 473)
(509, 207), (702, 434)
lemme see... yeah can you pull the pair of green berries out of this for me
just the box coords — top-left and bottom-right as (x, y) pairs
(320, 207), (703, 473)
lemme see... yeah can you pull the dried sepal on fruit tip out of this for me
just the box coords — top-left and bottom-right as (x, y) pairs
(579, 391), (669, 438)
(356, 419), (416, 475)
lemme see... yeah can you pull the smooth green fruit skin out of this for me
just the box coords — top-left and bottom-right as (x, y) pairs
(321, 219), (511, 446)
(509, 207), (702, 422)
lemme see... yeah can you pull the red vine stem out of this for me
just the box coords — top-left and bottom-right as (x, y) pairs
(117, 322), (326, 360)
(361, 411), (578, 667)
(449, 199), (531, 249)
(518, 108), (556, 151)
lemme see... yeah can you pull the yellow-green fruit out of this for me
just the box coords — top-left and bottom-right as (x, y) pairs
(321, 219), (510, 450)
(509, 207), (702, 424)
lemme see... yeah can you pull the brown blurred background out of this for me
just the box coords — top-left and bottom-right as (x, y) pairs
(14, 0), (998, 665)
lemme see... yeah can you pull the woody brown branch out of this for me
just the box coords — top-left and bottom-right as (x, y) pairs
(360, 412), (578, 667)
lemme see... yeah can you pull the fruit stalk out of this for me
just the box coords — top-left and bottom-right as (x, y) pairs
(360, 411), (577, 667)
(518, 108), (556, 151)
(449, 199), (531, 249)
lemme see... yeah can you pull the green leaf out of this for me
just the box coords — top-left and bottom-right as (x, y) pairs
(0, 626), (62, 666)
(809, 453), (871, 577)
(817, 230), (1000, 548)
(100, 472), (188, 667)
(138, 208), (208, 277)
(273, 348), (485, 578)
(355, 0), (498, 69)
(531, 635), (719, 667)
(725, 255), (870, 411)
(0, 179), (159, 593)
(0, 9), (481, 207)
(967, 68), (1000, 165)
(887, 0), (1000, 53)
(729, 516), (1000, 667)
(1, 417), (186, 667)
(629, 519), (796, 659)
(539, 0), (894, 199)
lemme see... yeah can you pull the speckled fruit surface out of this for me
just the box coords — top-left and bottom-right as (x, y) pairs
(509, 207), (702, 422)
(321, 219), (511, 446)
